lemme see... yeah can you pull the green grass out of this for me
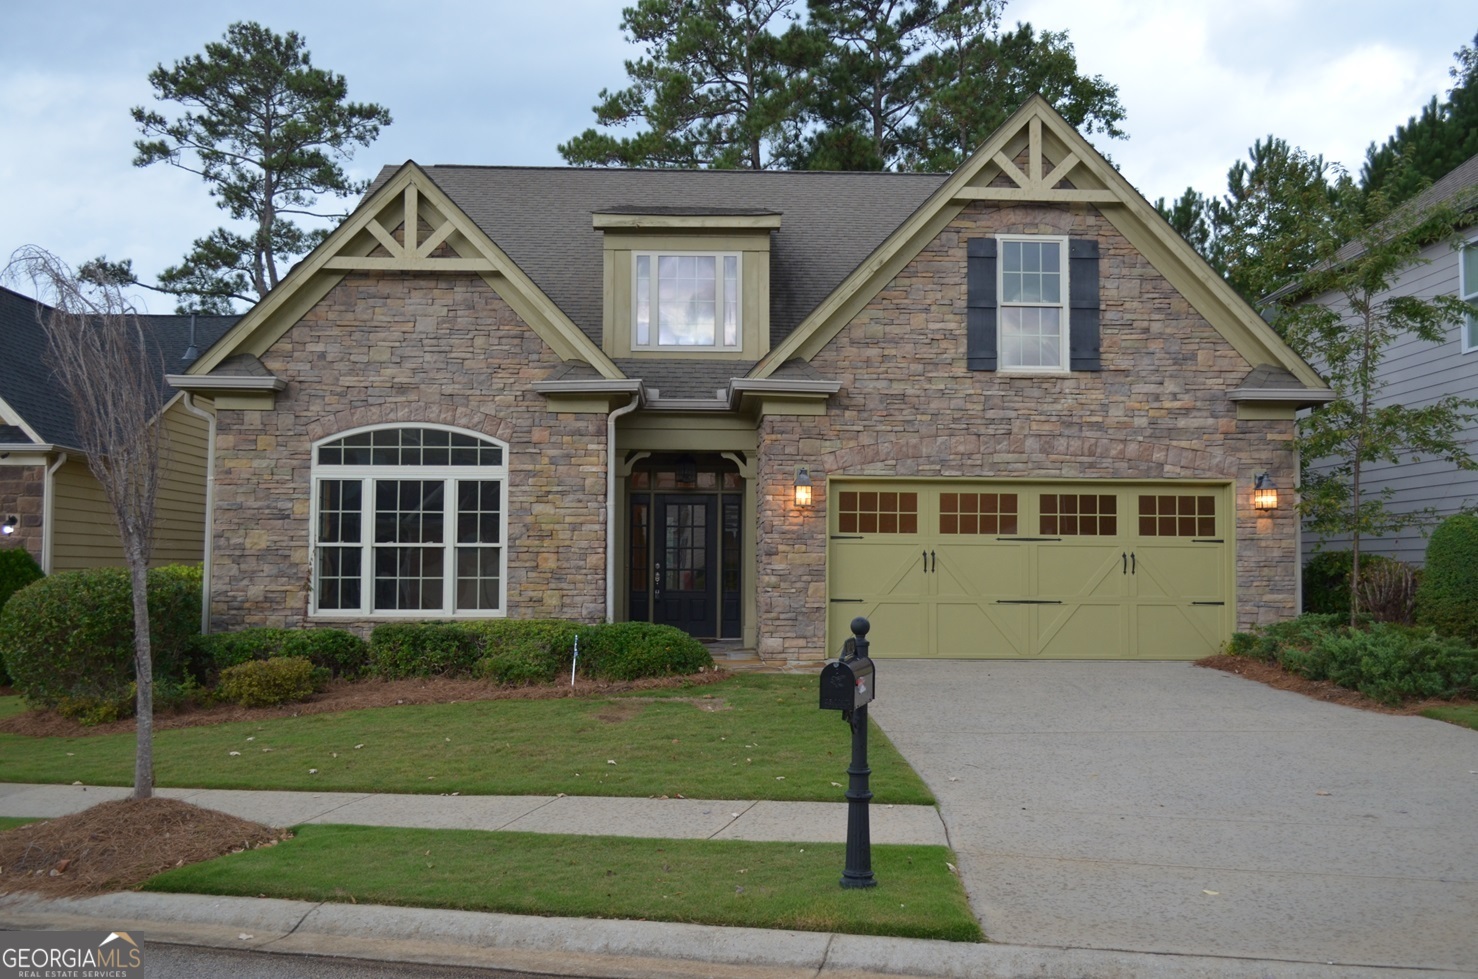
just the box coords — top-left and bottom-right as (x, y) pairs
(0, 676), (934, 804)
(1422, 705), (1478, 731)
(145, 824), (981, 942)
(0, 817), (42, 831)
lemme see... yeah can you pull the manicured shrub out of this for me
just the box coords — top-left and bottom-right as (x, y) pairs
(466, 619), (579, 685)
(578, 622), (713, 681)
(191, 628), (295, 681)
(281, 629), (370, 678)
(1302, 551), (1354, 616)
(1415, 513), (1478, 645)
(0, 548), (42, 686)
(0, 565), (201, 712)
(1229, 614), (1478, 705)
(368, 622), (481, 678)
(218, 656), (318, 707)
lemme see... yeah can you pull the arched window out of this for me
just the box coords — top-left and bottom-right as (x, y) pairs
(311, 425), (508, 616)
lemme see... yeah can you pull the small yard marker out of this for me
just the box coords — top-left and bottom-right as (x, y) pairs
(571, 633), (580, 686)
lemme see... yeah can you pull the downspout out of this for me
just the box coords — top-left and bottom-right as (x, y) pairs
(606, 395), (641, 623)
(40, 452), (67, 574)
(181, 393), (217, 634)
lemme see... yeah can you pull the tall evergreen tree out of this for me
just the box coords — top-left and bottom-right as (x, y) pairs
(1361, 33), (1478, 204)
(558, 0), (808, 169)
(102, 22), (391, 313)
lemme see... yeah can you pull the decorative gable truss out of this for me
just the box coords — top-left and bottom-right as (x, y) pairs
(176, 165), (619, 401)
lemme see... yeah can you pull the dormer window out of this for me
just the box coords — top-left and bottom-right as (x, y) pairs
(634, 252), (742, 349)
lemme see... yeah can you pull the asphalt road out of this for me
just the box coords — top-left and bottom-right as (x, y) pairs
(145, 943), (556, 979)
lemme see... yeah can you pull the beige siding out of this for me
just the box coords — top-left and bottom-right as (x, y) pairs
(49, 400), (210, 571)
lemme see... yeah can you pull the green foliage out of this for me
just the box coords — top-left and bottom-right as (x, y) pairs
(281, 629), (370, 679)
(0, 549), (42, 686)
(560, 0), (1123, 172)
(1228, 614), (1478, 705)
(0, 566), (201, 711)
(191, 628), (296, 680)
(218, 656), (319, 708)
(465, 619), (579, 685)
(578, 622), (714, 680)
(1415, 513), (1478, 644)
(1302, 550), (1415, 621)
(1362, 34), (1478, 205)
(126, 21), (391, 310)
(368, 623), (482, 678)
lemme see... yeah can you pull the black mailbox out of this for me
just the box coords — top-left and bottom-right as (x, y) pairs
(820, 637), (875, 711)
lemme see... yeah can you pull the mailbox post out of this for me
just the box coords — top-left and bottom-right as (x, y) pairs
(819, 616), (876, 889)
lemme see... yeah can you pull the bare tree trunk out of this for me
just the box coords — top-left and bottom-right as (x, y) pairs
(128, 553), (154, 799)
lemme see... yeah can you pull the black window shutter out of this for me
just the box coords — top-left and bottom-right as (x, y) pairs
(966, 238), (997, 371)
(1068, 238), (1101, 371)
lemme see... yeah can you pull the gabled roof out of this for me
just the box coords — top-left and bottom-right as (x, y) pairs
(0, 285), (235, 449)
(1400, 151), (1478, 221)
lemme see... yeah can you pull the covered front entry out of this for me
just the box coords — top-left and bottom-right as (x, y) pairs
(627, 455), (743, 640)
(826, 480), (1234, 660)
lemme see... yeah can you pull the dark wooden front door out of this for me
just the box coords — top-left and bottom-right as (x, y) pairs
(653, 494), (718, 636)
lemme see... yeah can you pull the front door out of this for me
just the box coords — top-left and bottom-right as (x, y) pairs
(653, 494), (718, 636)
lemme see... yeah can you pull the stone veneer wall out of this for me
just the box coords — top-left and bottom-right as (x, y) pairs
(0, 466), (44, 565)
(210, 272), (607, 632)
(756, 202), (1299, 662)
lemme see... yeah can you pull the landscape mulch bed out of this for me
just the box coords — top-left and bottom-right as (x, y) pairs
(0, 797), (288, 897)
(0, 669), (732, 739)
(1196, 654), (1476, 715)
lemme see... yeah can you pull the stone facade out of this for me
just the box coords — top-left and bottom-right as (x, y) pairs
(0, 465), (44, 565)
(209, 272), (607, 632)
(755, 201), (1298, 661)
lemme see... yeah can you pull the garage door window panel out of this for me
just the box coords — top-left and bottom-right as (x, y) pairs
(838, 490), (918, 534)
(1040, 494), (1117, 536)
(1138, 494), (1216, 538)
(940, 492), (1018, 535)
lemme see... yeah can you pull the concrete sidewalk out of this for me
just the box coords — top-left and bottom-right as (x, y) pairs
(0, 782), (947, 845)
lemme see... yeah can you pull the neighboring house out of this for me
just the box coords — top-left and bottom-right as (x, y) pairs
(1299, 152), (1478, 566)
(169, 98), (1331, 664)
(0, 284), (235, 571)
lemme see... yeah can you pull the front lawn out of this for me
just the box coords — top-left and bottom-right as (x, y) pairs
(145, 824), (981, 941)
(1422, 705), (1478, 731)
(0, 675), (934, 804)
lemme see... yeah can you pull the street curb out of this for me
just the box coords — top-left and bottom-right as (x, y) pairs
(0, 892), (1466, 979)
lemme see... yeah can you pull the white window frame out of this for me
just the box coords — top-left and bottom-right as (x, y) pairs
(997, 234), (1070, 373)
(310, 424), (509, 619)
(1462, 235), (1478, 354)
(631, 251), (743, 350)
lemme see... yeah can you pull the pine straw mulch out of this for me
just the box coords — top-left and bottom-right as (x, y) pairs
(1195, 654), (1477, 716)
(0, 797), (288, 897)
(0, 669), (734, 739)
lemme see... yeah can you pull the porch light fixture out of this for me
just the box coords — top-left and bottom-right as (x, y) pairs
(1, 515), (16, 535)
(1252, 473), (1279, 512)
(794, 467), (814, 508)
(676, 453), (698, 486)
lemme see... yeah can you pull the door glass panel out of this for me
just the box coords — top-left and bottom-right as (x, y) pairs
(1040, 493), (1117, 536)
(1137, 493), (1216, 537)
(665, 502), (707, 592)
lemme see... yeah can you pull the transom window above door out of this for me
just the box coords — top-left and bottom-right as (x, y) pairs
(312, 425), (508, 618)
(633, 253), (742, 349)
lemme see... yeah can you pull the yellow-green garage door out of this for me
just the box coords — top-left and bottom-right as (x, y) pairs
(826, 481), (1233, 660)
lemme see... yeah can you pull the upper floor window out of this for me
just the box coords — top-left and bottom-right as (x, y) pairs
(633, 253), (742, 349)
(1462, 239), (1478, 353)
(998, 236), (1068, 371)
(312, 426), (508, 618)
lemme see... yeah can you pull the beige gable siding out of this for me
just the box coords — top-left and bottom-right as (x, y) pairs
(47, 402), (210, 572)
(755, 201), (1300, 662)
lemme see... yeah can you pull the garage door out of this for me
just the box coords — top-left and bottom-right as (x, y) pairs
(826, 481), (1232, 660)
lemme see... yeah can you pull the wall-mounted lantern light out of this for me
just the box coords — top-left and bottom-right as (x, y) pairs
(1, 515), (17, 535)
(1252, 473), (1279, 512)
(794, 467), (814, 508)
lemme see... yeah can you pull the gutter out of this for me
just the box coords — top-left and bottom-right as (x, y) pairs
(180, 394), (217, 634)
(606, 394), (642, 623)
(165, 374), (286, 393)
(41, 452), (66, 574)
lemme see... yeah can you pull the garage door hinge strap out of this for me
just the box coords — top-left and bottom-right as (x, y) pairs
(830, 535), (864, 540)
(1192, 539), (1223, 543)
(996, 537), (1063, 542)
(1191, 601), (1225, 606)
(830, 598), (865, 603)
(996, 599), (1064, 604)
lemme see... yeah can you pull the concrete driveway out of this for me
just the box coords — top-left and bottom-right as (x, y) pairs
(867, 661), (1478, 973)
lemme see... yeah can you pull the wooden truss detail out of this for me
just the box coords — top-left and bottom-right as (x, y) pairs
(323, 182), (498, 272)
(955, 116), (1118, 204)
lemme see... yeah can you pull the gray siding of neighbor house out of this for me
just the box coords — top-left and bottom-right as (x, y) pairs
(1304, 236), (1478, 565)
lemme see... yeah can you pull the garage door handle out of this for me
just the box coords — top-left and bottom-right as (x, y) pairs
(931, 550), (936, 572)
(1122, 552), (1127, 574)
(1131, 552), (1136, 574)
(922, 550), (928, 572)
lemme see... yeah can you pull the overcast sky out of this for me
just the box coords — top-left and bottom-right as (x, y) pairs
(2, 1), (1471, 312)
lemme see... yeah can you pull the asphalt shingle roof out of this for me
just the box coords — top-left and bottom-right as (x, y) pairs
(0, 285), (236, 449)
(375, 165), (947, 352)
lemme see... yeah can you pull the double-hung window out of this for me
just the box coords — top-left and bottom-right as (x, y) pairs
(312, 426), (508, 617)
(633, 252), (742, 349)
(1463, 238), (1478, 353)
(998, 236), (1068, 371)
